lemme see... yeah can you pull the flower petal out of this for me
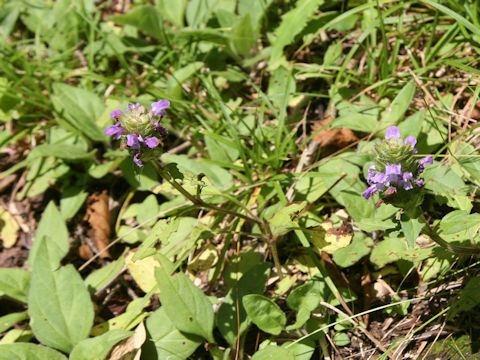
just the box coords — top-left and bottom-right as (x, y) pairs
(385, 126), (401, 139)
(145, 137), (159, 148)
(126, 134), (140, 149)
(151, 100), (170, 116)
(404, 136), (417, 149)
(110, 109), (123, 118)
(126, 103), (141, 111)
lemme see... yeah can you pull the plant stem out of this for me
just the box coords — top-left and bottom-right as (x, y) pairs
(419, 215), (480, 255)
(153, 161), (263, 226)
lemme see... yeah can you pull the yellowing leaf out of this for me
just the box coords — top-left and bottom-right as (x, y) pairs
(308, 221), (352, 254)
(108, 322), (146, 360)
(187, 243), (218, 274)
(125, 251), (159, 293)
(0, 208), (19, 248)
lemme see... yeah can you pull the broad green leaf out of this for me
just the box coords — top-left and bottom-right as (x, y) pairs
(167, 62), (204, 99)
(162, 154), (233, 189)
(0, 312), (28, 333)
(267, 66), (295, 108)
(69, 330), (132, 360)
(157, 0), (186, 28)
(27, 201), (69, 269)
(27, 144), (94, 161)
(439, 210), (480, 235)
(333, 233), (373, 268)
(137, 194), (159, 225)
(243, 294), (286, 335)
(185, 0), (216, 27)
(217, 262), (271, 345)
(223, 247), (262, 289)
(307, 221), (352, 254)
(0, 3), (21, 40)
(155, 265), (214, 342)
(381, 82), (415, 128)
(111, 6), (163, 39)
(52, 83), (105, 142)
(400, 214), (424, 248)
(143, 308), (202, 360)
(60, 186), (88, 220)
(251, 345), (295, 360)
(267, 202), (306, 235)
(369, 237), (407, 268)
(84, 256), (125, 295)
(119, 160), (159, 192)
(286, 280), (325, 330)
(294, 174), (328, 203)
(29, 239), (94, 353)
(333, 332), (351, 346)
(0, 343), (67, 360)
(230, 13), (256, 57)
(0, 268), (30, 303)
(238, 0), (273, 31)
(281, 339), (315, 360)
(269, 0), (325, 69)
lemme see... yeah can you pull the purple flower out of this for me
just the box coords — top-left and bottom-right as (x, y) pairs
(133, 151), (143, 166)
(404, 136), (417, 149)
(418, 155), (433, 174)
(399, 172), (414, 190)
(145, 137), (159, 148)
(153, 122), (168, 136)
(363, 183), (385, 199)
(126, 134), (142, 149)
(126, 103), (141, 111)
(385, 126), (400, 139)
(104, 123), (127, 140)
(415, 180), (424, 187)
(151, 100), (170, 116)
(110, 110), (123, 118)
(371, 172), (387, 184)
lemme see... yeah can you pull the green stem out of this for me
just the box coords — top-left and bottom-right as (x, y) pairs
(419, 215), (480, 255)
(153, 161), (262, 226)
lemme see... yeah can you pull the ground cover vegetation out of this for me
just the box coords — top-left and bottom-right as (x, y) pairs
(1, 0), (480, 358)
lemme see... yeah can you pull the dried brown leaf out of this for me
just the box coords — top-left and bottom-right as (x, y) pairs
(83, 190), (112, 259)
(312, 117), (358, 149)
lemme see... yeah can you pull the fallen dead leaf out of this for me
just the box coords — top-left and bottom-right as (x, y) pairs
(0, 207), (20, 248)
(312, 117), (358, 149)
(82, 190), (112, 259)
(108, 321), (146, 360)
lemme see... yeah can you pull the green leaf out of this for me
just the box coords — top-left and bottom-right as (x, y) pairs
(0, 269), (30, 303)
(185, 0), (216, 27)
(52, 83), (106, 142)
(333, 332), (351, 346)
(27, 201), (69, 269)
(217, 262), (271, 345)
(243, 294), (286, 335)
(60, 186), (88, 220)
(423, 162), (468, 196)
(27, 144), (94, 161)
(400, 214), (424, 248)
(111, 6), (163, 39)
(154, 265), (214, 342)
(223, 247), (262, 290)
(0, 343), (67, 360)
(333, 233), (373, 268)
(157, 0), (186, 28)
(369, 237), (407, 268)
(84, 256), (125, 295)
(269, 0), (325, 69)
(0, 3), (21, 40)
(28, 239), (94, 353)
(251, 346), (295, 360)
(69, 330), (133, 360)
(143, 308), (202, 360)
(167, 62), (204, 99)
(381, 82), (415, 128)
(162, 154), (233, 189)
(267, 66), (296, 109)
(0, 312), (28, 333)
(230, 13), (256, 57)
(137, 195), (159, 225)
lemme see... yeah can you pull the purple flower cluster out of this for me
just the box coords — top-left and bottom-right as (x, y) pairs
(362, 126), (433, 200)
(104, 100), (170, 166)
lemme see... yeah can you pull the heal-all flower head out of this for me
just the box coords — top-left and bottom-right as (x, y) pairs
(104, 100), (170, 166)
(362, 126), (433, 208)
